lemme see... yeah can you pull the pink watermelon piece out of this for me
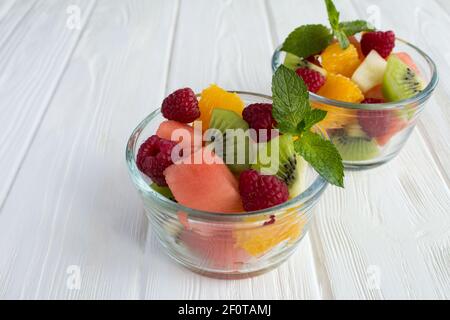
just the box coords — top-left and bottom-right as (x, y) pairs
(179, 226), (251, 270)
(395, 52), (421, 75)
(164, 148), (244, 213)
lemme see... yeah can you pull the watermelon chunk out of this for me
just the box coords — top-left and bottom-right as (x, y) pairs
(164, 148), (244, 213)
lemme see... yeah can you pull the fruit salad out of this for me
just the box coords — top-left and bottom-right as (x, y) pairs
(134, 67), (344, 269)
(278, 0), (429, 165)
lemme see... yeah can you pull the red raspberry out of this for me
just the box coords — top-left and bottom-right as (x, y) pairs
(161, 88), (200, 123)
(362, 98), (385, 104)
(239, 170), (289, 212)
(361, 31), (396, 59)
(357, 110), (392, 138)
(295, 68), (326, 93)
(137, 135), (178, 186)
(242, 103), (277, 142)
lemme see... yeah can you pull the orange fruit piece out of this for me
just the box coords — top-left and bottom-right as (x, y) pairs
(234, 212), (306, 257)
(321, 43), (361, 77)
(318, 73), (364, 103)
(349, 36), (364, 60)
(198, 84), (245, 130)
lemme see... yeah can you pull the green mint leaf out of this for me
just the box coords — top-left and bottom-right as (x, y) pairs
(302, 109), (328, 131)
(324, 0), (340, 30)
(272, 65), (310, 135)
(294, 131), (344, 187)
(340, 20), (375, 36)
(324, 0), (350, 49)
(281, 24), (333, 59)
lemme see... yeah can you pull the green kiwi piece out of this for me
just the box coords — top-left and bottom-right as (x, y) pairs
(150, 183), (176, 202)
(252, 135), (306, 198)
(284, 52), (327, 76)
(330, 130), (380, 161)
(208, 108), (252, 173)
(383, 55), (425, 102)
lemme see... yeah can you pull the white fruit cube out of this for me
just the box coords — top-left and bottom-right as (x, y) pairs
(351, 50), (387, 93)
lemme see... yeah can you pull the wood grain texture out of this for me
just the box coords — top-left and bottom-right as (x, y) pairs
(267, 0), (450, 299)
(0, 0), (449, 300)
(0, 0), (178, 299)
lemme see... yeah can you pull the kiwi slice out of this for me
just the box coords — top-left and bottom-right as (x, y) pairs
(208, 108), (252, 173)
(330, 130), (379, 161)
(252, 135), (306, 198)
(284, 52), (327, 76)
(383, 55), (425, 102)
(150, 183), (176, 202)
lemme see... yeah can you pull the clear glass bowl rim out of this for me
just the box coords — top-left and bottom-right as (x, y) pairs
(125, 91), (328, 221)
(272, 38), (439, 111)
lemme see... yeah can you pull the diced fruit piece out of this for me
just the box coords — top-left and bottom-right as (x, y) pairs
(349, 36), (364, 60)
(382, 55), (425, 102)
(395, 52), (420, 75)
(321, 43), (361, 77)
(198, 85), (245, 131)
(318, 74), (364, 103)
(312, 102), (358, 130)
(365, 84), (385, 100)
(239, 169), (289, 212)
(208, 108), (252, 173)
(242, 103), (277, 142)
(361, 31), (396, 59)
(150, 183), (175, 201)
(234, 213), (306, 257)
(156, 120), (202, 154)
(161, 88), (200, 123)
(157, 120), (194, 142)
(283, 52), (327, 76)
(295, 68), (326, 93)
(137, 135), (178, 186)
(351, 50), (387, 93)
(362, 98), (385, 104)
(252, 135), (306, 199)
(329, 130), (380, 161)
(357, 110), (392, 138)
(179, 227), (250, 269)
(164, 148), (243, 213)
(376, 117), (408, 146)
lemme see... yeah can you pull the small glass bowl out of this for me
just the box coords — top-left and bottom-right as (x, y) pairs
(272, 39), (438, 169)
(126, 92), (328, 279)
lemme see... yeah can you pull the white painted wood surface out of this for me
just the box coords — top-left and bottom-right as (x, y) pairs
(0, 0), (448, 300)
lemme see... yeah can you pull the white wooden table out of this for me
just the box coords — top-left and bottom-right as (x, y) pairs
(0, 0), (449, 300)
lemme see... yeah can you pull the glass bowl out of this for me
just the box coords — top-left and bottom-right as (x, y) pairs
(126, 92), (328, 279)
(272, 39), (438, 169)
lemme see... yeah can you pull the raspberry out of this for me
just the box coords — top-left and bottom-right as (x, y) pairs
(295, 68), (326, 93)
(161, 88), (200, 123)
(361, 31), (396, 59)
(137, 135), (178, 186)
(242, 103), (277, 142)
(239, 170), (289, 212)
(357, 110), (392, 138)
(362, 98), (385, 104)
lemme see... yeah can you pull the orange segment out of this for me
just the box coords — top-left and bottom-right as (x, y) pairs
(234, 212), (306, 257)
(318, 73), (364, 103)
(198, 84), (245, 130)
(321, 43), (361, 77)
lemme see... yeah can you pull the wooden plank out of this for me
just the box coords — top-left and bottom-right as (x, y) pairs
(268, 0), (450, 299)
(0, 0), (96, 208)
(142, 0), (322, 300)
(0, 0), (178, 299)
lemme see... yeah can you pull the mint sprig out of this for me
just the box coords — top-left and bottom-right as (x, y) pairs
(272, 65), (344, 187)
(324, 0), (350, 49)
(281, 24), (333, 59)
